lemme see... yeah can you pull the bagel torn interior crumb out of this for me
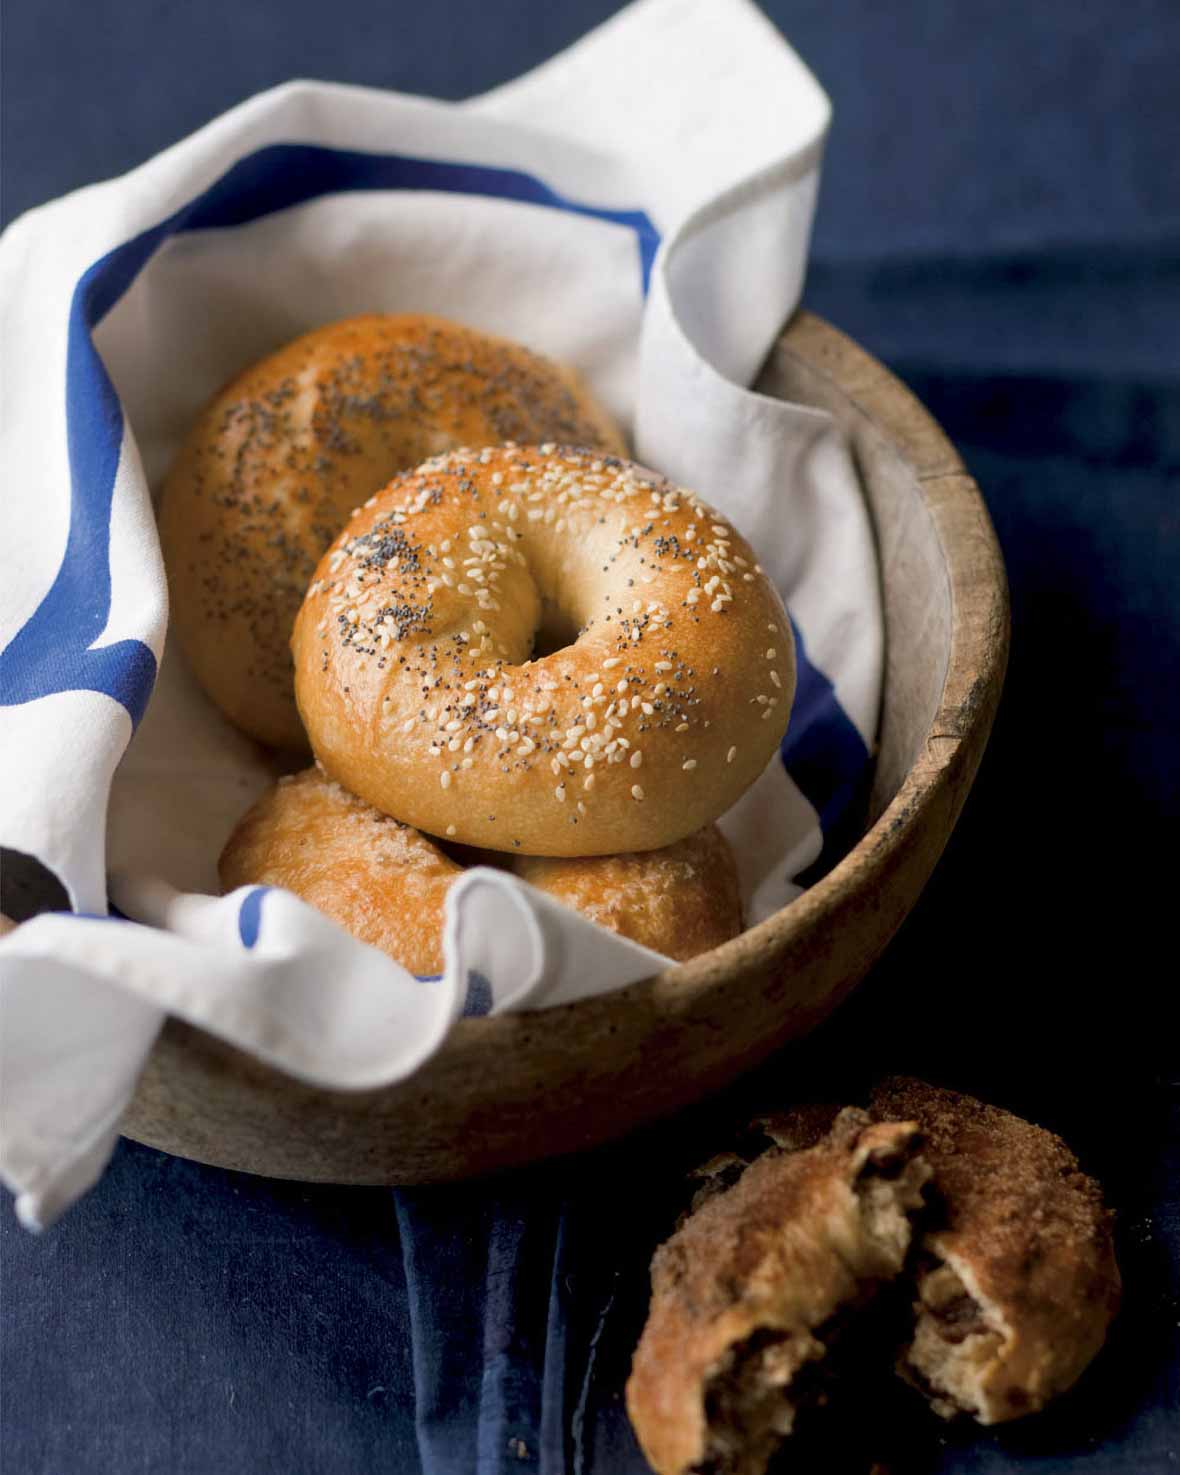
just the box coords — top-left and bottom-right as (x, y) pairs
(625, 1111), (931, 1475)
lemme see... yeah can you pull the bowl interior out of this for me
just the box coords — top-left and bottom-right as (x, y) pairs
(115, 312), (1005, 1184)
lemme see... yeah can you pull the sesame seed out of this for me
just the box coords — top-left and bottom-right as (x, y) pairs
(682, 760), (697, 771)
(727, 746), (738, 763)
(555, 785), (566, 803)
(630, 751), (643, 769)
(446, 825), (457, 837)
(770, 670), (782, 688)
(439, 771), (452, 789)
(602, 657), (620, 669)
(766, 648), (777, 659)
(631, 784), (645, 801)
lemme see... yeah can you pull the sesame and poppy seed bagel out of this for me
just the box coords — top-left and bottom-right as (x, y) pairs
(290, 445), (796, 856)
(159, 314), (625, 750)
(218, 766), (742, 969)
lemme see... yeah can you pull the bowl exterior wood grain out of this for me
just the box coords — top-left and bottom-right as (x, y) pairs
(122, 313), (1010, 1184)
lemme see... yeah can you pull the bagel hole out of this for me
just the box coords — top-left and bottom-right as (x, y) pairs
(530, 599), (583, 661)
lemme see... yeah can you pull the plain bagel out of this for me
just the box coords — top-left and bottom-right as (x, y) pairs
(292, 445), (796, 856)
(218, 767), (743, 971)
(159, 314), (626, 749)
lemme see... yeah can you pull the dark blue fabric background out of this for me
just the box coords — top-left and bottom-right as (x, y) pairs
(3, 2), (1178, 1470)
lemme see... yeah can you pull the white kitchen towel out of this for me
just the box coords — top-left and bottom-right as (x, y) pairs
(0, 0), (881, 1229)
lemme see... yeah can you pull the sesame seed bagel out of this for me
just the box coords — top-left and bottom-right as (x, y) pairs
(218, 767), (743, 970)
(159, 314), (626, 750)
(291, 445), (796, 856)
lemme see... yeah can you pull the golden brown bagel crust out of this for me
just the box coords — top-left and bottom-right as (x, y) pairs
(514, 825), (741, 961)
(159, 314), (626, 749)
(218, 768), (458, 974)
(291, 445), (795, 855)
(218, 767), (742, 970)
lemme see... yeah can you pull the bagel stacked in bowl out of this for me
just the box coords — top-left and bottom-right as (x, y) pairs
(161, 314), (797, 968)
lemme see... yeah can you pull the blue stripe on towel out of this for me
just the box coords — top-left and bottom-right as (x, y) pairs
(237, 886), (271, 948)
(461, 971), (494, 1018)
(781, 616), (873, 886)
(409, 971), (493, 1012)
(0, 144), (659, 728)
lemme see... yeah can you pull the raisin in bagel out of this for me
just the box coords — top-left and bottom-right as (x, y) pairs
(218, 766), (743, 971)
(291, 445), (795, 855)
(159, 314), (625, 749)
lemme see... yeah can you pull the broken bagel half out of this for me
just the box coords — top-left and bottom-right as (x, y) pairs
(627, 1082), (1120, 1474)
(625, 1109), (931, 1475)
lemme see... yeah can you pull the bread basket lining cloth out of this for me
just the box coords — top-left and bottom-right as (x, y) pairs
(0, 0), (879, 1226)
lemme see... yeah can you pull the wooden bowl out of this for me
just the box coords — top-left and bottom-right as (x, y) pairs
(122, 312), (1009, 1183)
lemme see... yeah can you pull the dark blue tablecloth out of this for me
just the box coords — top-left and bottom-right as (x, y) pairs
(3, 2), (1178, 1470)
